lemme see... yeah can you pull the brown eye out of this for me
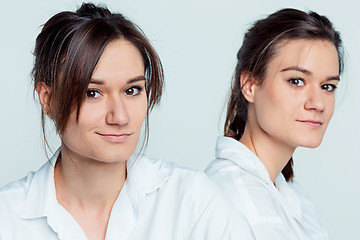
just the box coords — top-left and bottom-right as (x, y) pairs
(288, 78), (305, 87)
(125, 88), (134, 95)
(86, 89), (100, 99)
(321, 84), (337, 92)
(124, 87), (141, 96)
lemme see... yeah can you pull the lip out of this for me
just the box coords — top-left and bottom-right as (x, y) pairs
(296, 120), (323, 128)
(96, 132), (133, 143)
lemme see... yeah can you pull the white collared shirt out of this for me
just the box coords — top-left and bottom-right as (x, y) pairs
(205, 136), (329, 240)
(0, 149), (253, 239)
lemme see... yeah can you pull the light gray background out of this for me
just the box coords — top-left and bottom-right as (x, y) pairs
(0, 0), (358, 238)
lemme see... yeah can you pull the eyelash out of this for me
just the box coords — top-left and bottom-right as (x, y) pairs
(86, 85), (144, 100)
(124, 85), (144, 96)
(86, 89), (101, 99)
(288, 78), (305, 87)
(288, 78), (337, 93)
(321, 84), (337, 92)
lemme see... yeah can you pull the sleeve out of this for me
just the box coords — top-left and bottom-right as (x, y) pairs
(188, 173), (255, 240)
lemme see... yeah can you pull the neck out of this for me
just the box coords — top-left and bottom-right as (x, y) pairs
(240, 122), (295, 183)
(54, 144), (127, 212)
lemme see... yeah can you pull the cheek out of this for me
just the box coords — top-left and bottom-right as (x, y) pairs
(326, 96), (335, 120)
(63, 105), (103, 137)
(128, 96), (148, 128)
(254, 87), (301, 140)
(255, 87), (293, 123)
(61, 112), (78, 136)
(77, 104), (105, 130)
(60, 113), (83, 150)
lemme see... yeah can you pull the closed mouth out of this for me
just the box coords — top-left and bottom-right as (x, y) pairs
(296, 120), (323, 128)
(96, 132), (133, 142)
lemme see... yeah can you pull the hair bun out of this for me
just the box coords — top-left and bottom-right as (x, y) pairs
(76, 2), (112, 19)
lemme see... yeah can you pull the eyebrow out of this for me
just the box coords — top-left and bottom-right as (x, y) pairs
(280, 66), (340, 81)
(89, 75), (146, 85)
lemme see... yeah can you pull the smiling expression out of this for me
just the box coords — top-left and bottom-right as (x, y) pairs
(251, 39), (340, 149)
(60, 39), (147, 163)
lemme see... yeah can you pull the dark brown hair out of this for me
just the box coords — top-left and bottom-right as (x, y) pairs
(224, 8), (343, 181)
(32, 3), (164, 151)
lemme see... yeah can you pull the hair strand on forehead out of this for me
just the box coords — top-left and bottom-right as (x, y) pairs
(32, 2), (164, 158)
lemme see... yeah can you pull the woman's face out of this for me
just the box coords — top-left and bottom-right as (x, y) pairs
(60, 39), (147, 163)
(251, 39), (339, 149)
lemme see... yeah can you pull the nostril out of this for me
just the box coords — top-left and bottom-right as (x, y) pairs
(304, 96), (326, 112)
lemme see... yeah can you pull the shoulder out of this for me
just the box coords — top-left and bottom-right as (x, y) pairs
(0, 172), (35, 225)
(136, 155), (237, 213)
(143, 157), (254, 239)
(144, 155), (220, 196)
(0, 172), (35, 207)
(206, 158), (244, 178)
(145, 155), (199, 175)
(206, 158), (263, 192)
(132, 155), (226, 213)
(205, 158), (276, 219)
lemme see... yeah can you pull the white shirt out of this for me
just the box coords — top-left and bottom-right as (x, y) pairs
(205, 136), (329, 240)
(0, 149), (253, 240)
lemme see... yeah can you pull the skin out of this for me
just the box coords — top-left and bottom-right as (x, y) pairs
(38, 39), (147, 240)
(240, 39), (340, 183)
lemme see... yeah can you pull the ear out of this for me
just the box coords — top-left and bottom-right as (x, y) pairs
(240, 71), (257, 103)
(37, 82), (53, 118)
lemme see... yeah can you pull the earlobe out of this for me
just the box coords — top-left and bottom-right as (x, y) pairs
(37, 82), (52, 118)
(240, 72), (256, 103)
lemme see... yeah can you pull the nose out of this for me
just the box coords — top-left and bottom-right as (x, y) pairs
(105, 95), (129, 126)
(304, 86), (326, 112)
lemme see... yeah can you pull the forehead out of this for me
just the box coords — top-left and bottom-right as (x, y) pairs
(267, 39), (339, 75)
(91, 39), (145, 82)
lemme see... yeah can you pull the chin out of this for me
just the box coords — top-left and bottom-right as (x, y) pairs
(87, 148), (132, 163)
(99, 153), (132, 163)
(302, 143), (321, 149)
(297, 138), (323, 149)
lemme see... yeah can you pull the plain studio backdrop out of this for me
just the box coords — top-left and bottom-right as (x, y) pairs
(0, 0), (358, 238)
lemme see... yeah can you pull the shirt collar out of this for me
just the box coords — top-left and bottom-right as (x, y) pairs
(19, 149), (170, 220)
(19, 148), (60, 220)
(125, 153), (170, 209)
(215, 136), (272, 183)
(275, 174), (302, 221)
(216, 136), (303, 221)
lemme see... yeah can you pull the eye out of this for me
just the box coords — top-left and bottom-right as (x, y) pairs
(321, 84), (337, 92)
(86, 89), (101, 99)
(288, 78), (305, 87)
(124, 86), (143, 96)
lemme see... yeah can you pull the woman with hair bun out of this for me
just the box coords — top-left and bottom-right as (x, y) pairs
(0, 3), (252, 239)
(206, 8), (342, 239)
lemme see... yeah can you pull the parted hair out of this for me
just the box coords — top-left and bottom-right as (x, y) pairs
(32, 2), (164, 150)
(224, 8), (343, 181)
